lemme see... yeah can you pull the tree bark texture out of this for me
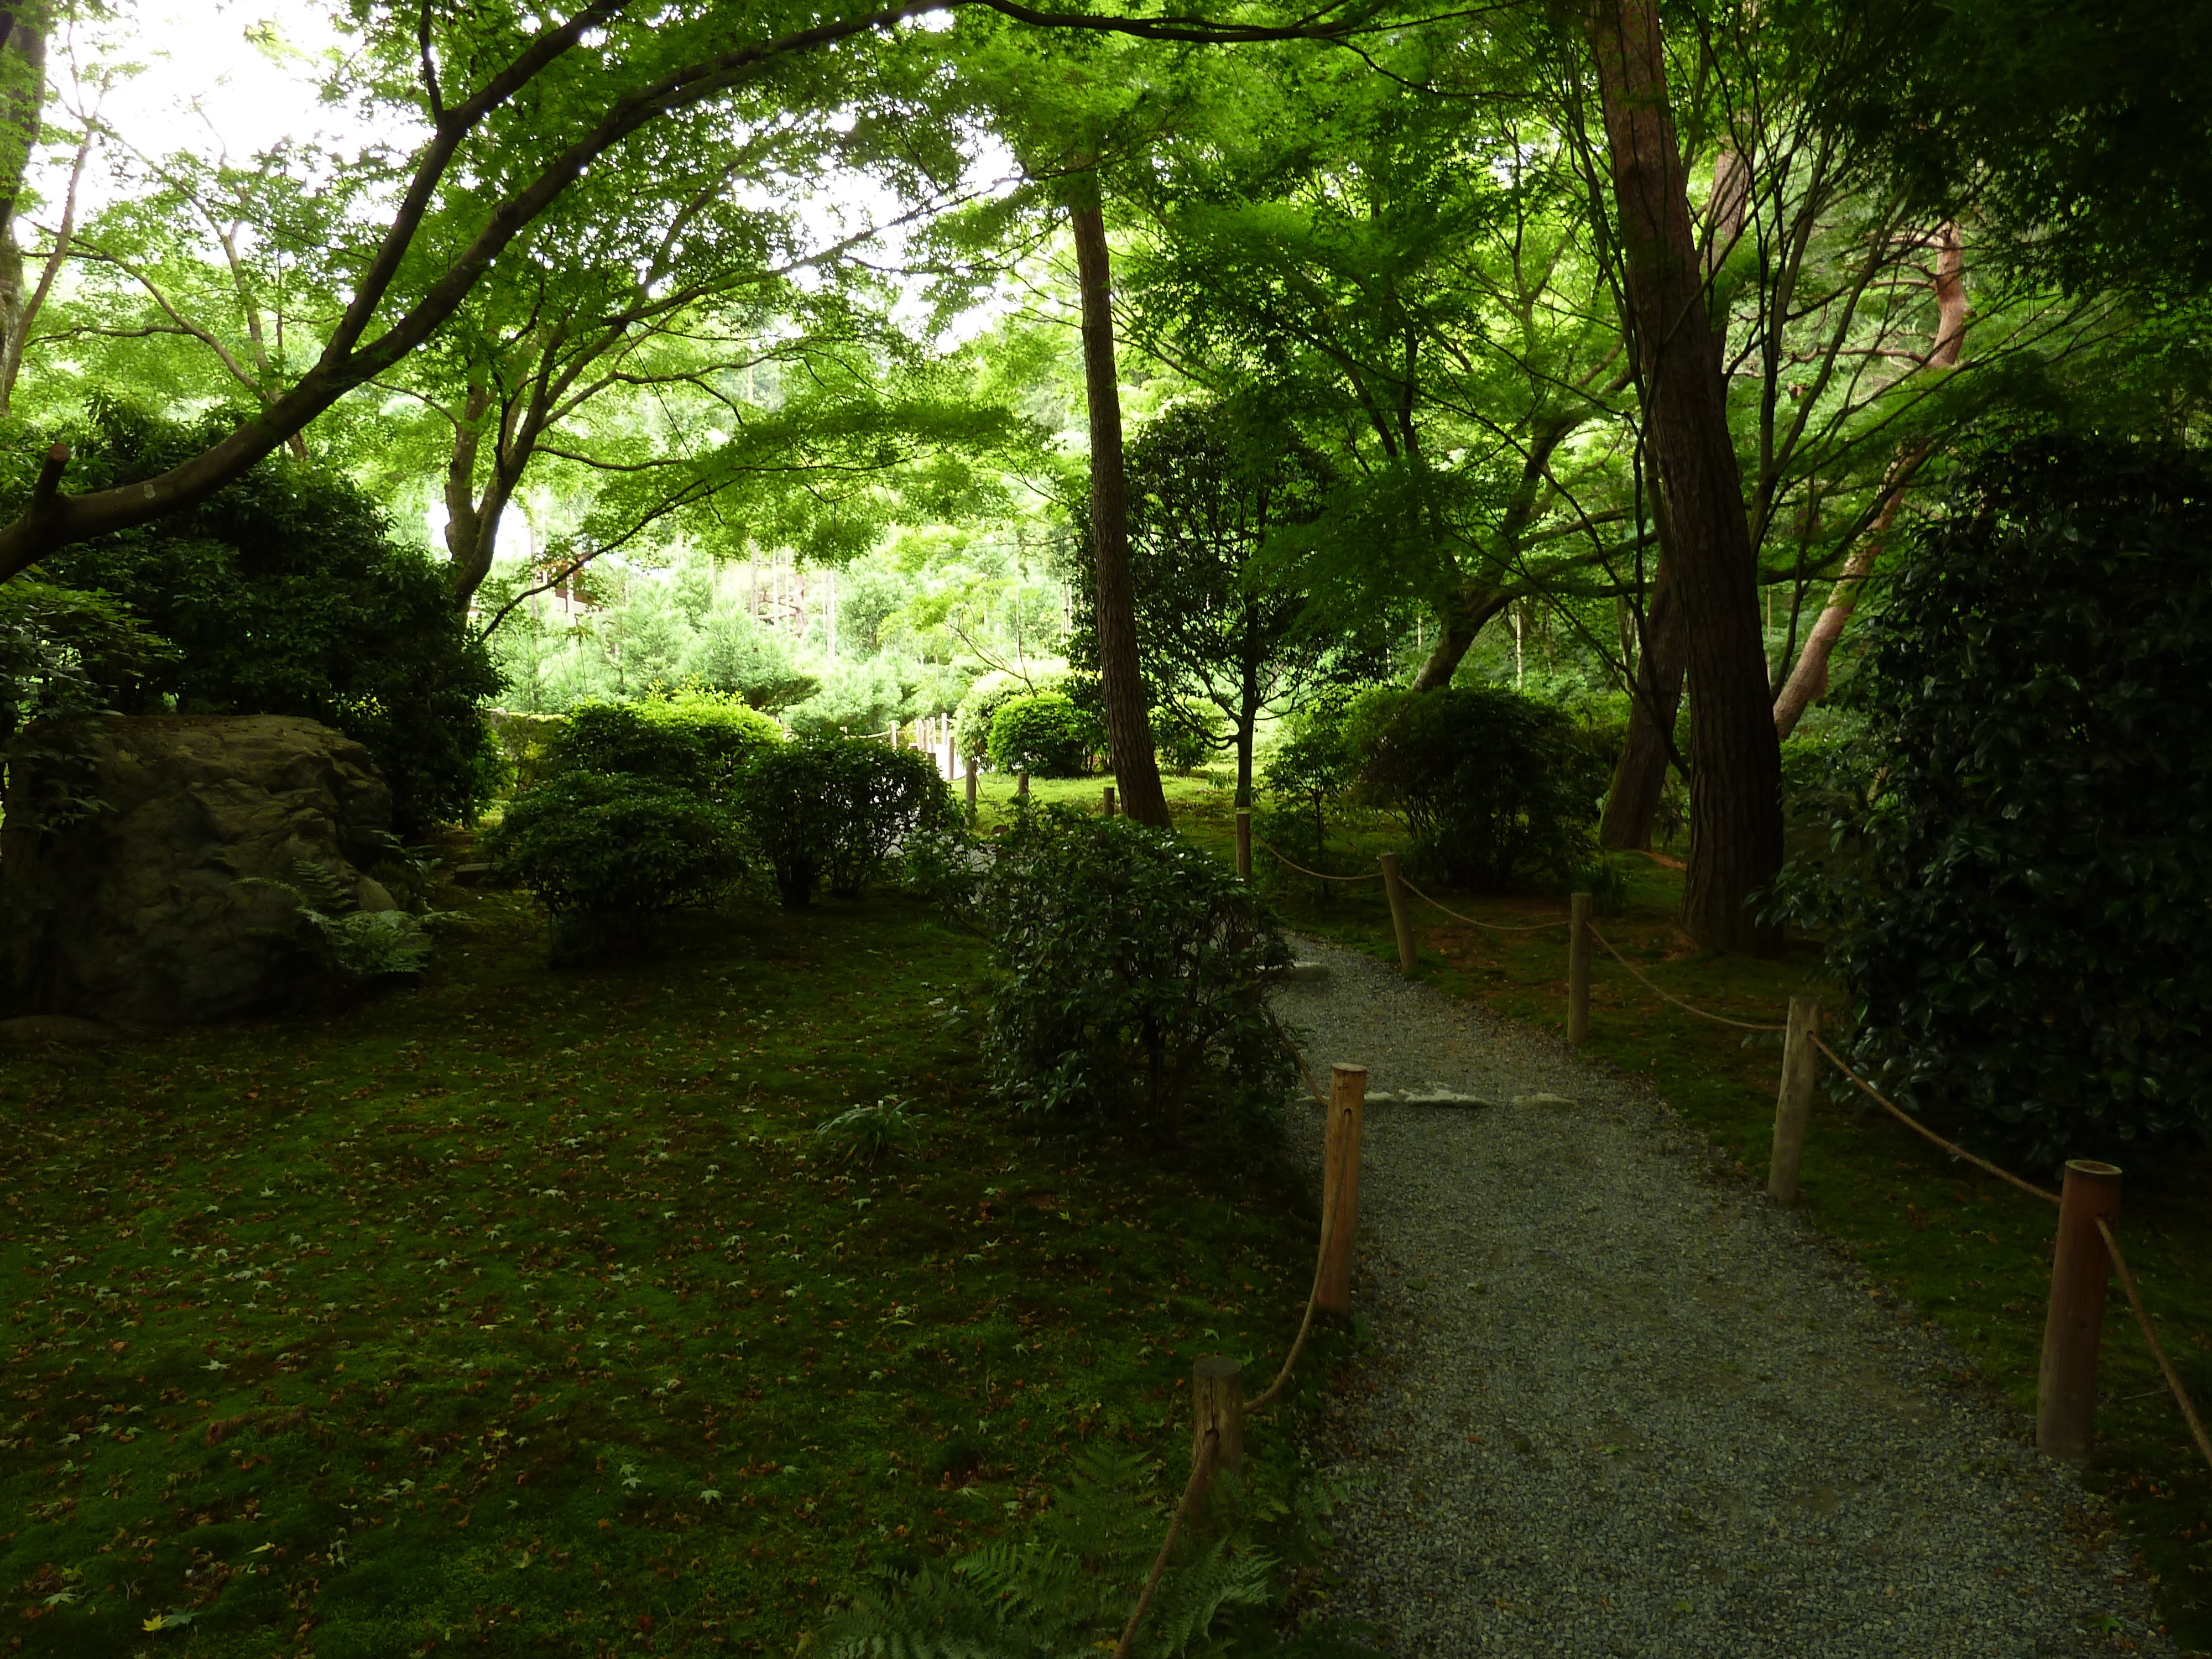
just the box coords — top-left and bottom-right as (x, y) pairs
(1598, 558), (1685, 850)
(1411, 583), (1510, 691)
(1585, 0), (1782, 952)
(1770, 223), (1966, 740)
(0, 7), (45, 421)
(1070, 198), (1171, 828)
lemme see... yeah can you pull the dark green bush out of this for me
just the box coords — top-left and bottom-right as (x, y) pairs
(1345, 685), (1605, 890)
(1771, 437), (2212, 1166)
(1258, 692), (1360, 876)
(483, 771), (749, 953)
(733, 737), (958, 906)
(546, 702), (715, 789)
(987, 691), (1101, 776)
(13, 399), (500, 832)
(979, 808), (1294, 1134)
(543, 695), (782, 793)
(953, 674), (1034, 767)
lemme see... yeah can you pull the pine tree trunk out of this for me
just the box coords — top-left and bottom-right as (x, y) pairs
(1585, 0), (1781, 952)
(1599, 560), (1684, 850)
(1070, 196), (1171, 827)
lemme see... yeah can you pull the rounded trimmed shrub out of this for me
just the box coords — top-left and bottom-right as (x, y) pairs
(484, 771), (749, 953)
(1346, 685), (1605, 890)
(733, 737), (958, 906)
(987, 691), (1100, 776)
(979, 807), (1294, 1135)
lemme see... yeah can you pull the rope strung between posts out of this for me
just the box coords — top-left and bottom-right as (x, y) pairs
(1397, 874), (1573, 935)
(1249, 832), (1383, 883)
(1111, 1427), (1220, 1659)
(1802, 1034), (2211, 1476)
(1585, 925), (1788, 1032)
(2098, 1218), (2212, 1477)
(1808, 1034), (2059, 1204)
(1243, 1053), (1335, 1413)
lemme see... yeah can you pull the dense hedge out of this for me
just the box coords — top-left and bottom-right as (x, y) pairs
(987, 691), (1101, 776)
(489, 702), (959, 943)
(1344, 685), (1605, 890)
(1776, 437), (2212, 1166)
(979, 808), (1293, 1135)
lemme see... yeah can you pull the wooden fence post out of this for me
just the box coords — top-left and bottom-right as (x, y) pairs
(1317, 1063), (1367, 1314)
(1234, 810), (1252, 881)
(1017, 770), (1029, 800)
(1379, 853), (1417, 975)
(1191, 1355), (1244, 1478)
(964, 754), (978, 817)
(1566, 891), (1593, 1044)
(2037, 1159), (2124, 1462)
(1103, 785), (1118, 817)
(1767, 998), (1821, 1203)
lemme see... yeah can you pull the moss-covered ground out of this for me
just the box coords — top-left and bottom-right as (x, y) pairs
(0, 868), (1340, 1656)
(1131, 778), (2210, 1656)
(12, 757), (2206, 1652)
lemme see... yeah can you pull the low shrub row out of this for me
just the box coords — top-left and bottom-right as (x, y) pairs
(484, 696), (958, 953)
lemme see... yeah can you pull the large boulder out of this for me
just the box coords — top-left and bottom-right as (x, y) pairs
(1, 714), (397, 1022)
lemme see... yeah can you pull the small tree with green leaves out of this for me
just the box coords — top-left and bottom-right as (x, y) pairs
(1071, 400), (1390, 806)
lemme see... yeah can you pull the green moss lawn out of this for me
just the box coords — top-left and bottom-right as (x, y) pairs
(0, 870), (1333, 1656)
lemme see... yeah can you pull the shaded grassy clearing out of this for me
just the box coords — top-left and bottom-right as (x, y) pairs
(0, 876), (1334, 1657)
(1161, 794), (2212, 1654)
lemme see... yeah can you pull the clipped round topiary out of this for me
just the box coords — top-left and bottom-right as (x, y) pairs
(484, 771), (748, 950)
(1345, 685), (1605, 891)
(730, 736), (958, 906)
(986, 691), (1101, 777)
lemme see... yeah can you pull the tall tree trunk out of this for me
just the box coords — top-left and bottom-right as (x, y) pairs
(1411, 583), (1509, 690)
(1070, 193), (1170, 827)
(0, 7), (46, 421)
(1599, 559), (1685, 849)
(1597, 146), (1750, 848)
(1771, 223), (1966, 739)
(1585, 0), (1781, 952)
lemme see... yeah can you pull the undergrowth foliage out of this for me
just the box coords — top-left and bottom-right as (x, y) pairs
(1770, 437), (2212, 1166)
(1344, 687), (1604, 891)
(815, 1449), (1284, 1659)
(979, 810), (1295, 1135)
(735, 738), (960, 907)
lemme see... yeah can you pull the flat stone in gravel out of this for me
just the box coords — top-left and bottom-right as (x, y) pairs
(1274, 937), (2168, 1659)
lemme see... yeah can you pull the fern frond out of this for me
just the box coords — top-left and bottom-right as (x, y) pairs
(288, 857), (358, 915)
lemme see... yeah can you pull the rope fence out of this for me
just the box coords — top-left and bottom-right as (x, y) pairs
(1248, 830), (1383, 883)
(1808, 1034), (2058, 1204)
(1223, 822), (2206, 1494)
(1107, 1061), (1368, 1656)
(1585, 923), (1786, 1032)
(1398, 873), (1574, 935)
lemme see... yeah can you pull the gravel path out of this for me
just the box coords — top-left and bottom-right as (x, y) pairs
(1271, 937), (2169, 1659)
